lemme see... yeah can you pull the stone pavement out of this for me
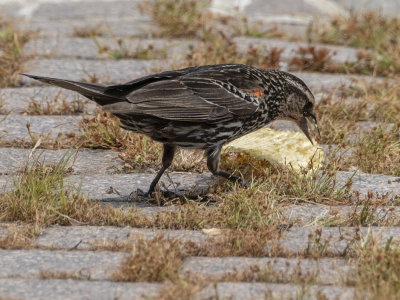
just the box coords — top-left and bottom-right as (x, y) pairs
(0, 0), (400, 299)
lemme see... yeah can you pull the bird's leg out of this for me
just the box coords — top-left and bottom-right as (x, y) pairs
(206, 146), (249, 187)
(135, 144), (176, 198)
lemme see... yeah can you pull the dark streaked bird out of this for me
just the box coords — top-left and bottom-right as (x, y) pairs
(24, 64), (320, 196)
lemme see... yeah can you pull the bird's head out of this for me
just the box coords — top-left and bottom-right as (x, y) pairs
(276, 71), (320, 144)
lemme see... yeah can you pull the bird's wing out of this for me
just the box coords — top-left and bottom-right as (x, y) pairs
(103, 65), (265, 123)
(103, 67), (200, 96)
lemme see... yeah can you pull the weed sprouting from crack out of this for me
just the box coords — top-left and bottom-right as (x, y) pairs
(72, 23), (107, 38)
(112, 234), (187, 282)
(93, 35), (168, 60)
(316, 81), (400, 176)
(307, 11), (400, 75)
(0, 16), (35, 88)
(138, 0), (211, 38)
(25, 91), (86, 115)
(289, 46), (337, 72)
(351, 237), (400, 299)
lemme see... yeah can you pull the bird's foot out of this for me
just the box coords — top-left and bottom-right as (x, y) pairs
(128, 188), (180, 201)
(237, 178), (250, 188)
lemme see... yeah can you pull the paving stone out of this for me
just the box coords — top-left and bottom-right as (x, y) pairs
(241, 0), (345, 22)
(336, 171), (400, 200)
(21, 59), (165, 85)
(0, 86), (93, 114)
(291, 72), (378, 93)
(0, 148), (125, 175)
(0, 249), (126, 280)
(35, 225), (214, 250)
(234, 37), (361, 66)
(283, 204), (400, 226)
(209, 282), (356, 300)
(321, 144), (353, 161)
(29, 19), (157, 38)
(269, 226), (400, 256)
(65, 172), (213, 201)
(181, 257), (351, 284)
(334, 0), (400, 16)
(0, 279), (162, 300)
(33, 1), (148, 20)
(24, 37), (192, 60)
(344, 121), (397, 143)
(0, 115), (80, 142)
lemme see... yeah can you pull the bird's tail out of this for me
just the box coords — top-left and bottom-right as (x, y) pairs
(22, 74), (123, 106)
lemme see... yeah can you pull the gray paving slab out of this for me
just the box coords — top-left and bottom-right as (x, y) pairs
(0, 115), (80, 142)
(336, 171), (400, 200)
(24, 37), (192, 60)
(32, 0), (148, 20)
(291, 72), (378, 93)
(65, 172), (213, 201)
(181, 256), (351, 284)
(28, 19), (157, 38)
(0, 279), (162, 300)
(269, 226), (400, 256)
(284, 204), (400, 226)
(35, 226), (213, 250)
(211, 282), (356, 300)
(333, 0), (400, 16)
(0, 249), (126, 280)
(0, 148), (125, 175)
(241, 0), (345, 21)
(21, 59), (165, 85)
(0, 86), (94, 114)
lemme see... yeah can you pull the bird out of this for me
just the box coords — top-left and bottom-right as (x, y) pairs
(23, 64), (320, 197)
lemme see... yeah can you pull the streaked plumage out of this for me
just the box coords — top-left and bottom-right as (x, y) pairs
(24, 64), (320, 196)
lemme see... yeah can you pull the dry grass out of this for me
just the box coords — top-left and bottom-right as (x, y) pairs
(139, 0), (210, 38)
(352, 238), (400, 299)
(0, 151), (149, 231)
(113, 234), (187, 282)
(289, 46), (337, 72)
(72, 23), (107, 38)
(307, 11), (400, 74)
(316, 81), (400, 176)
(350, 126), (400, 176)
(232, 15), (285, 39)
(0, 95), (7, 114)
(333, 196), (398, 227)
(26, 91), (85, 115)
(0, 224), (37, 249)
(184, 31), (283, 68)
(0, 17), (34, 88)
(93, 36), (167, 60)
(157, 280), (203, 300)
(140, 0), (282, 40)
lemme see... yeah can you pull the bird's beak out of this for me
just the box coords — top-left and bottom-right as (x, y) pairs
(299, 115), (320, 145)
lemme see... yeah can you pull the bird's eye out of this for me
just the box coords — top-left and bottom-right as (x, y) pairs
(303, 102), (313, 115)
